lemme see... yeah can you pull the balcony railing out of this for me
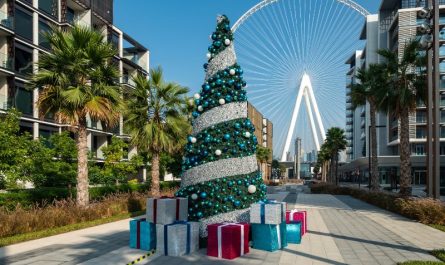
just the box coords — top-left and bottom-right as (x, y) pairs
(0, 52), (13, 71)
(0, 94), (7, 110)
(122, 75), (136, 87)
(0, 10), (13, 30)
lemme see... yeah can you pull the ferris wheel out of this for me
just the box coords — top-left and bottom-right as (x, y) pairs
(232, 0), (370, 159)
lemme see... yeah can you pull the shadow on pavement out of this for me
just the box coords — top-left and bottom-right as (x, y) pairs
(282, 248), (348, 265)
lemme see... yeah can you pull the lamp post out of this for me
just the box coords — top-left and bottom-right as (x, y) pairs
(368, 125), (386, 190)
(420, 0), (441, 199)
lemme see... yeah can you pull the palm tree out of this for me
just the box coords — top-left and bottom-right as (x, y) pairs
(377, 40), (426, 197)
(30, 26), (122, 206)
(325, 127), (347, 185)
(351, 64), (387, 191)
(317, 143), (331, 183)
(125, 68), (190, 197)
(256, 145), (271, 180)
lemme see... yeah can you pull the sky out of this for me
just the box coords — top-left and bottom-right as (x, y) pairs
(113, 0), (382, 157)
(114, 0), (380, 92)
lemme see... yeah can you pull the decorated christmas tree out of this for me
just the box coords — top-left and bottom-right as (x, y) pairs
(175, 15), (267, 236)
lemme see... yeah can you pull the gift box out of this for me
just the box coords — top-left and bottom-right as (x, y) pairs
(146, 197), (188, 224)
(156, 221), (200, 256)
(286, 210), (307, 235)
(286, 222), (302, 244)
(207, 223), (250, 260)
(251, 222), (287, 252)
(129, 218), (156, 251)
(250, 201), (286, 224)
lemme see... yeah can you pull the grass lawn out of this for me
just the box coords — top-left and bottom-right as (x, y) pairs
(430, 224), (445, 233)
(398, 250), (445, 265)
(0, 211), (144, 247)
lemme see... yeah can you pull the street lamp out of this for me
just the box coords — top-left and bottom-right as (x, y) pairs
(368, 125), (386, 190)
(418, 0), (441, 199)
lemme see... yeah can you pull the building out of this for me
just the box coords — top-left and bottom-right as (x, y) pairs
(341, 0), (445, 189)
(247, 102), (273, 179)
(294, 137), (301, 179)
(0, 0), (149, 161)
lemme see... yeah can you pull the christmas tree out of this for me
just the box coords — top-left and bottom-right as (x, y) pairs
(176, 15), (266, 236)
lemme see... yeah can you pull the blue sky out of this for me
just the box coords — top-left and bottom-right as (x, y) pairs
(114, 0), (380, 93)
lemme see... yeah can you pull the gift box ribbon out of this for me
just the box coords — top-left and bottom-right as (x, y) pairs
(260, 201), (284, 224)
(289, 209), (299, 222)
(153, 197), (181, 223)
(163, 221), (190, 256)
(136, 218), (146, 249)
(217, 223), (245, 258)
(276, 223), (282, 249)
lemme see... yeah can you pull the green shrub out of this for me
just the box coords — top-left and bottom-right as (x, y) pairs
(311, 183), (445, 225)
(0, 181), (180, 210)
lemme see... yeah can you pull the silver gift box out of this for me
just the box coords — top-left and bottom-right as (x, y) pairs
(156, 222), (200, 256)
(146, 198), (188, 225)
(250, 202), (286, 224)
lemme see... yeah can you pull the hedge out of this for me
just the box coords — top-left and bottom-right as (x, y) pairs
(0, 181), (181, 210)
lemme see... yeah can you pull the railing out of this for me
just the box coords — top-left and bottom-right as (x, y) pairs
(122, 75), (136, 87)
(0, 52), (12, 71)
(0, 9), (13, 30)
(0, 94), (7, 110)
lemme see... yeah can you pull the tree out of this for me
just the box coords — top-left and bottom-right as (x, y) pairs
(125, 71), (190, 197)
(175, 15), (266, 223)
(317, 143), (332, 182)
(351, 64), (387, 191)
(101, 136), (139, 185)
(325, 127), (347, 185)
(377, 40), (426, 196)
(256, 145), (271, 179)
(30, 25), (122, 206)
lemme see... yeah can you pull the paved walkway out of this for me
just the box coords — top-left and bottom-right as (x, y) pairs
(1, 184), (444, 264)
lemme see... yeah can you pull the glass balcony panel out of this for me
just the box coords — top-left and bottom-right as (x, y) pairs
(15, 8), (32, 40)
(39, 0), (58, 18)
(0, 9), (13, 29)
(0, 52), (13, 70)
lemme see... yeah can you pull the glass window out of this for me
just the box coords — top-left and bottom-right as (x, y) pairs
(39, 0), (58, 17)
(14, 86), (33, 116)
(39, 20), (52, 49)
(416, 111), (427, 123)
(111, 31), (119, 50)
(66, 7), (75, 24)
(15, 47), (33, 75)
(15, 8), (33, 40)
(416, 127), (427, 139)
(413, 144), (426, 156)
(442, 127), (445, 138)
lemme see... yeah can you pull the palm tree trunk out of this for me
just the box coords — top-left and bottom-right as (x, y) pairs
(151, 152), (161, 197)
(370, 101), (379, 191)
(76, 118), (89, 207)
(335, 153), (339, 186)
(399, 110), (412, 196)
(330, 156), (335, 184)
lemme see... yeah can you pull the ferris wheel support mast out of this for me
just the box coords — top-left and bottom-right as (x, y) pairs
(232, 0), (370, 32)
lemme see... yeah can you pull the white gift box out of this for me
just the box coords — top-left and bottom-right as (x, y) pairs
(250, 201), (286, 224)
(156, 221), (200, 256)
(146, 197), (188, 225)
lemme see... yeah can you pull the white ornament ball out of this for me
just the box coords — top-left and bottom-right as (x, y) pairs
(244, 132), (251, 138)
(188, 98), (194, 105)
(197, 106), (203, 112)
(229, 69), (236, 76)
(190, 137), (197, 144)
(194, 93), (201, 100)
(215, 149), (222, 156)
(248, 185), (257, 194)
(191, 193), (198, 200)
(219, 98), (226, 105)
(206, 53), (212, 59)
(224, 39), (231, 46)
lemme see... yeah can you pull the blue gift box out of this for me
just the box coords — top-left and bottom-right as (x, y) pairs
(286, 222), (301, 244)
(251, 222), (287, 252)
(130, 218), (156, 251)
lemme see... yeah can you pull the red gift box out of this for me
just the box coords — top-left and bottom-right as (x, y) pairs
(207, 223), (250, 260)
(286, 210), (307, 235)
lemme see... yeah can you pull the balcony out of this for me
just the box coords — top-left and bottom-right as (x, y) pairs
(122, 75), (136, 88)
(0, 52), (12, 73)
(0, 94), (7, 110)
(346, 103), (353, 110)
(0, 9), (13, 35)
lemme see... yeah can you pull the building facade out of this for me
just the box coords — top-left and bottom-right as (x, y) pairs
(0, 0), (149, 160)
(341, 0), (445, 189)
(247, 102), (273, 179)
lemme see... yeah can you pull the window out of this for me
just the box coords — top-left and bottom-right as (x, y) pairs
(442, 127), (445, 138)
(15, 7), (33, 40)
(39, 20), (52, 49)
(416, 127), (427, 139)
(413, 144), (426, 156)
(15, 47), (33, 75)
(416, 111), (427, 123)
(110, 31), (119, 50)
(14, 85), (33, 116)
(66, 7), (75, 24)
(39, 0), (58, 17)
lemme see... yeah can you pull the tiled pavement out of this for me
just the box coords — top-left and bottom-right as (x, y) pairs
(1, 184), (444, 265)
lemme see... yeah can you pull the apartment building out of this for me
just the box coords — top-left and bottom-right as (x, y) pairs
(0, 0), (149, 160)
(342, 0), (445, 188)
(247, 102), (273, 180)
